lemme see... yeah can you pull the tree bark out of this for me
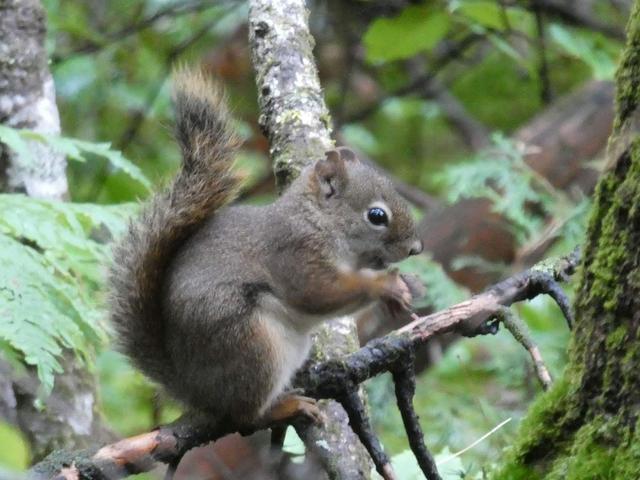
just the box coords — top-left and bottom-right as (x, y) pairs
(0, 0), (113, 462)
(248, 1), (373, 477)
(0, 0), (68, 199)
(494, 3), (640, 478)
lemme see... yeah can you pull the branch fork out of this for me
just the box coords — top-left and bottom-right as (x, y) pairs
(35, 250), (578, 479)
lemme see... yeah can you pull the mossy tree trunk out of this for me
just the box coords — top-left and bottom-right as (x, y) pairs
(495, 4), (640, 479)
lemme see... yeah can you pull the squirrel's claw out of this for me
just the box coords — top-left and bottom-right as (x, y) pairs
(381, 270), (413, 313)
(265, 394), (325, 427)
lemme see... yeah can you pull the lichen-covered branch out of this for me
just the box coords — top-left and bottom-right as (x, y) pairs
(249, 0), (334, 191)
(32, 251), (578, 479)
(248, 1), (373, 477)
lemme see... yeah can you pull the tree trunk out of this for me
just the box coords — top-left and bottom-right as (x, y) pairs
(0, 0), (113, 462)
(494, 4), (640, 478)
(248, 1), (373, 477)
(0, 0), (68, 199)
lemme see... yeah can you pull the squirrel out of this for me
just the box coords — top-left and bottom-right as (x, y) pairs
(109, 68), (423, 430)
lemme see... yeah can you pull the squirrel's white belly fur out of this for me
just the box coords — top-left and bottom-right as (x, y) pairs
(256, 308), (312, 414)
(256, 293), (371, 414)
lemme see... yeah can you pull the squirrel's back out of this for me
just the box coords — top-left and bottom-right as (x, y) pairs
(108, 68), (242, 385)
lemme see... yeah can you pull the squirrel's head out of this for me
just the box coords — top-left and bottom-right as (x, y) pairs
(304, 147), (422, 270)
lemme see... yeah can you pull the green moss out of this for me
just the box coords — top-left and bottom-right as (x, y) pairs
(495, 410), (640, 480)
(606, 325), (628, 350)
(610, 417), (640, 478)
(614, 1), (640, 130)
(547, 417), (616, 479)
(492, 376), (575, 478)
(494, 5), (640, 477)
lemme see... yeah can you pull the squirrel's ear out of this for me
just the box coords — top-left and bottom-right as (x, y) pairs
(335, 146), (359, 163)
(314, 149), (349, 198)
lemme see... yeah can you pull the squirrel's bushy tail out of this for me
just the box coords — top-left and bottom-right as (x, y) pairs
(109, 68), (241, 383)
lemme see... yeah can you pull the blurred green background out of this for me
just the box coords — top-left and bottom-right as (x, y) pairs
(0, 0), (629, 478)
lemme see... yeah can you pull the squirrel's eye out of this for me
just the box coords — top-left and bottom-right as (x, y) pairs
(367, 207), (388, 227)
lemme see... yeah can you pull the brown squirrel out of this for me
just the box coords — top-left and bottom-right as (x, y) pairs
(109, 68), (423, 429)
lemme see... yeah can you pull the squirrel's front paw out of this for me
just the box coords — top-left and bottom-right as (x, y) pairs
(380, 269), (413, 312)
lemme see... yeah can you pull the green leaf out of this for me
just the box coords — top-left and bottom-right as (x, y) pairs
(0, 194), (135, 396)
(1, 126), (152, 191)
(364, 6), (451, 63)
(0, 125), (35, 166)
(452, 1), (531, 33)
(63, 138), (152, 191)
(455, 1), (505, 30)
(548, 23), (619, 80)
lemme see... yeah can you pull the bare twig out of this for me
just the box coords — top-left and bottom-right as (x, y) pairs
(117, 19), (219, 151)
(527, 0), (625, 41)
(392, 354), (441, 480)
(32, 250), (579, 479)
(344, 33), (484, 124)
(52, 1), (226, 63)
(338, 390), (396, 480)
(495, 307), (553, 390)
(532, 2), (553, 104)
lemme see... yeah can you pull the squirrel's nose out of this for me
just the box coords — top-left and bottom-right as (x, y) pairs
(408, 239), (423, 256)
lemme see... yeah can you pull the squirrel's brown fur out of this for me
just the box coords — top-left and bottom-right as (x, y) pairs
(109, 68), (423, 428)
(109, 69), (241, 386)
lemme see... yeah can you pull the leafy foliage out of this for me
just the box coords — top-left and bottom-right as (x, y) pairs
(0, 194), (133, 395)
(0, 0), (626, 473)
(549, 24), (619, 80)
(0, 125), (151, 191)
(364, 6), (451, 63)
(438, 133), (588, 246)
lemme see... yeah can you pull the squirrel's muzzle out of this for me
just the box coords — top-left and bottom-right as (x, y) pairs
(408, 239), (423, 256)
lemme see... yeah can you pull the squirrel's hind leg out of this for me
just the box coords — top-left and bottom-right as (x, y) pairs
(259, 394), (324, 427)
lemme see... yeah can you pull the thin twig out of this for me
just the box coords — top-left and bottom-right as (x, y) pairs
(344, 33), (484, 124)
(52, 1), (227, 63)
(163, 460), (179, 480)
(495, 306), (553, 390)
(338, 389), (396, 480)
(532, 1), (553, 104)
(392, 353), (441, 480)
(525, 0), (625, 41)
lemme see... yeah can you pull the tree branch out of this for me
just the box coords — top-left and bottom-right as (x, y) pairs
(527, 0), (626, 41)
(32, 249), (579, 479)
(344, 33), (484, 124)
(248, 0), (374, 476)
(392, 354), (441, 480)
